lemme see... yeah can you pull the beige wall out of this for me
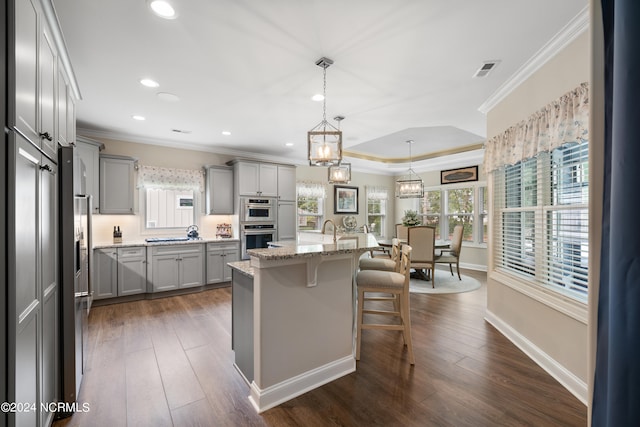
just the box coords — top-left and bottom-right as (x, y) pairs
(485, 31), (590, 402)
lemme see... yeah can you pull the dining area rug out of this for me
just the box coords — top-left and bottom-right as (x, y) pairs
(409, 268), (481, 294)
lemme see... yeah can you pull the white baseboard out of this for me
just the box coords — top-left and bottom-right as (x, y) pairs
(248, 355), (356, 413)
(459, 262), (487, 272)
(485, 310), (588, 405)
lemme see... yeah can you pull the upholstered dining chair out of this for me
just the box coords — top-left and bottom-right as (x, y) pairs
(359, 238), (400, 272)
(407, 225), (436, 288)
(435, 224), (464, 280)
(355, 244), (414, 365)
(395, 223), (408, 241)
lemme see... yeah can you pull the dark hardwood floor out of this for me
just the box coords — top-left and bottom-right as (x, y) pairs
(53, 270), (587, 427)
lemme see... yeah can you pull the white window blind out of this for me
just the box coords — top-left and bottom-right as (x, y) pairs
(493, 142), (589, 301)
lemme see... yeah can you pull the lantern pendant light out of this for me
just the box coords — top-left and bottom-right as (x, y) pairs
(396, 140), (424, 198)
(308, 57), (342, 166)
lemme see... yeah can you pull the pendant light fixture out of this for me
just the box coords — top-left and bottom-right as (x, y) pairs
(327, 115), (351, 183)
(396, 140), (424, 198)
(308, 57), (342, 166)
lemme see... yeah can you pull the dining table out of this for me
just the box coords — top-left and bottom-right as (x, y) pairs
(376, 238), (450, 281)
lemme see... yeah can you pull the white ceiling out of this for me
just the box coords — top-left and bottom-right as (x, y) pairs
(52, 0), (587, 174)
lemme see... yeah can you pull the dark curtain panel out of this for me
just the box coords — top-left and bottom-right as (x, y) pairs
(593, 0), (640, 425)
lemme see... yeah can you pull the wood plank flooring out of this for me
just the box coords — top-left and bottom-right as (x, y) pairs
(53, 270), (587, 426)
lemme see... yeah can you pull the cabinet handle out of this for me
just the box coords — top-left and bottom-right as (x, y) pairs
(39, 164), (52, 172)
(39, 131), (53, 141)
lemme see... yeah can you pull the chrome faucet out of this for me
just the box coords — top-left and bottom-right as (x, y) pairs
(321, 219), (337, 242)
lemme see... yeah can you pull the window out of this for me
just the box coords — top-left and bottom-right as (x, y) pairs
(297, 183), (325, 231)
(145, 188), (195, 229)
(366, 187), (388, 236)
(493, 142), (589, 302)
(419, 184), (486, 244)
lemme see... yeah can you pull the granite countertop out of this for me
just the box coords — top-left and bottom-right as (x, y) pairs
(227, 260), (254, 277)
(247, 233), (381, 261)
(93, 237), (239, 249)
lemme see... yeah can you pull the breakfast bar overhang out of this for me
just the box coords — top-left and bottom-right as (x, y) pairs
(234, 233), (380, 413)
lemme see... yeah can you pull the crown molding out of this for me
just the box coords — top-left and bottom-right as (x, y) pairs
(478, 6), (589, 114)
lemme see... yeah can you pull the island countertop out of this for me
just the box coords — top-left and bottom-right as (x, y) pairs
(246, 232), (380, 261)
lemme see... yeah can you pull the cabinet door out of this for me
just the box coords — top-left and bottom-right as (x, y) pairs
(277, 201), (296, 241)
(39, 27), (57, 158)
(237, 162), (260, 196)
(206, 167), (233, 214)
(118, 250), (146, 296)
(179, 252), (204, 289)
(151, 254), (180, 292)
(14, 0), (39, 144)
(258, 164), (278, 197)
(93, 249), (118, 299)
(76, 142), (100, 212)
(222, 248), (239, 282)
(206, 250), (224, 284)
(40, 157), (58, 427)
(277, 165), (296, 201)
(100, 156), (135, 214)
(57, 67), (69, 146)
(11, 136), (41, 427)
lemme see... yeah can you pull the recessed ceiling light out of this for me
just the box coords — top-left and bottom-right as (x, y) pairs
(311, 94), (324, 102)
(132, 115), (146, 121)
(157, 92), (180, 102)
(221, 131), (231, 136)
(149, 0), (177, 19)
(140, 78), (159, 88)
(285, 142), (294, 147)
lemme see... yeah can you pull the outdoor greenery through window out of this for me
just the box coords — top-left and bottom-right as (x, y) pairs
(366, 187), (388, 236)
(492, 141), (589, 302)
(420, 184), (487, 244)
(297, 182), (325, 231)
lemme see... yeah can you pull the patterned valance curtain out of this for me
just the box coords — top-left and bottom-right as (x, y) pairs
(483, 82), (589, 173)
(366, 186), (388, 200)
(297, 181), (326, 199)
(137, 165), (205, 191)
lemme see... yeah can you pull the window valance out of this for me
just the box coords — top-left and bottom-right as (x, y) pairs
(297, 182), (326, 199)
(137, 165), (205, 191)
(366, 186), (389, 200)
(483, 82), (589, 173)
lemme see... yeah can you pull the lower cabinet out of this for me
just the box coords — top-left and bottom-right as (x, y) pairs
(206, 242), (240, 284)
(148, 244), (205, 292)
(94, 246), (146, 300)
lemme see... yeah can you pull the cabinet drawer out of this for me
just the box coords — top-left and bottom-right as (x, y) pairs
(207, 242), (239, 252)
(150, 243), (203, 256)
(117, 246), (145, 258)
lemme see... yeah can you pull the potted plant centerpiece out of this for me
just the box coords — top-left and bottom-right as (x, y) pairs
(402, 209), (422, 227)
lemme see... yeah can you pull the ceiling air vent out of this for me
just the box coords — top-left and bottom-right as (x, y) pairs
(171, 129), (192, 134)
(473, 60), (500, 78)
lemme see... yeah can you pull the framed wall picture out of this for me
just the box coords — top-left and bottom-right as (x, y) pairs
(334, 185), (359, 214)
(440, 165), (479, 185)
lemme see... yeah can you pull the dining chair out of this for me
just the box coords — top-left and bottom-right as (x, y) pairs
(395, 223), (408, 241)
(407, 225), (436, 288)
(355, 244), (414, 365)
(435, 224), (464, 280)
(359, 238), (400, 272)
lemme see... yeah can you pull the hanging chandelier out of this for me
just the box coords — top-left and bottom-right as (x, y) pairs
(308, 57), (342, 166)
(327, 115), (350, 183)
(396, 140), (424, 198)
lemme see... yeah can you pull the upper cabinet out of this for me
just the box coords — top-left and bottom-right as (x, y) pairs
(39, 25), (57, 158)
(277, 165), (296, 201)
(206, 166), (234, 215)
(76, 136), (103, 212)
(100, 154), (136, 214)
(234, 161), (278, 197)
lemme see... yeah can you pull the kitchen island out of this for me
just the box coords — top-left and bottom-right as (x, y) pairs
(229, 232), (380, 413)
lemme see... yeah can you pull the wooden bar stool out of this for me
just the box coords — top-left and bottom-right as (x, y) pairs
(355, 245), (414, 365)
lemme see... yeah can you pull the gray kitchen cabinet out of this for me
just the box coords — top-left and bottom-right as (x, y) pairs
(206, 242), (239, 284)
(234, 161), (278, 197)
(149, 244), (205, 292)
(94, 246), (146, 300)
(206, 166), (234, 214)
(76, 137), (102, 213)
(100, 154), (136, 214)
(277, 165), (296, 201)
(277, 201), (296, 241)
(39, 25), (57, 158)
